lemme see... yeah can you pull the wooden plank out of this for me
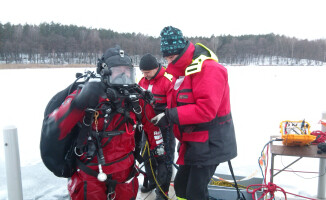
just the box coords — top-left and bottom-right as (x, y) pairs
(271, 144), (326, 158)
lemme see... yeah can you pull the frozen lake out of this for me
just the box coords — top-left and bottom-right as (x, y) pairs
(1, 65), (326, 199)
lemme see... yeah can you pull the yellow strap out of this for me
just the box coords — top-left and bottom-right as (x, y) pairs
(177, 197), (187, 200)
(141, 141), (149, 157)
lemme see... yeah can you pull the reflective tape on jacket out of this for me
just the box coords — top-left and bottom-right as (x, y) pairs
(185, 43), (218, 76)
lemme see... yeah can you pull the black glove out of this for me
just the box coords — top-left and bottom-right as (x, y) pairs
(151, 111), (169, 128)
(73, 80), (105, 109)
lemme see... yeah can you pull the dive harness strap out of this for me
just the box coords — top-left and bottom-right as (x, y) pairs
(76, 153), (136, 175)
(76, 153), (138, 193)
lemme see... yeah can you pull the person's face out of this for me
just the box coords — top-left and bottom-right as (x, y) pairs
(164, 55), (179, 64)
(141, 67), (159, 80)
(111, 66), (131, 79)
(110, 66), (134, 85)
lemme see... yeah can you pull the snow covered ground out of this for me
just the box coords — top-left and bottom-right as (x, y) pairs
(1, 66), (326, 199)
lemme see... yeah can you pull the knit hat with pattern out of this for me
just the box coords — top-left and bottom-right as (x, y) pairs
(160, 26), (186, 57)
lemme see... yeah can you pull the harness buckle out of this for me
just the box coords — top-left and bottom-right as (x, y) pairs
(138, 123), (143, 131)
(107, 191), (116, 200)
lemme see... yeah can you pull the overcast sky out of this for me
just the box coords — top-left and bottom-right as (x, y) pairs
(1, 0), (325, 40)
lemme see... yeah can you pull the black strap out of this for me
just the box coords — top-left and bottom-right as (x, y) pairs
(77, 157), (137, 198)
(76, 159), (98, 177)
(228, 160), (246, 200)
(106, 165), (139, 198)
(101, 130), (125, 137)
(85, 151), (133, 167)
(112, 111), (127, 131)
(106, 174), (118, 198)
(125, 165), (139, 182)
(101, 136), (114, 148)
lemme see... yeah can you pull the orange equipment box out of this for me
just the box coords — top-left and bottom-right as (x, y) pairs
(280, 120), (316, 146)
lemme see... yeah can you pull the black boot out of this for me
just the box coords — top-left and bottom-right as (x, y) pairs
(140, 183), (155, 193)
(155, 189), (168, 200)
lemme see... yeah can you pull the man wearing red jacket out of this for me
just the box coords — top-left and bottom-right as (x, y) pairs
(138, 53), (174, 200)
(41, 46), (142, 200)
(152, 26), (237, 200)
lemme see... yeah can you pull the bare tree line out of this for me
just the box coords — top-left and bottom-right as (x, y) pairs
(0, 22), (325, 66)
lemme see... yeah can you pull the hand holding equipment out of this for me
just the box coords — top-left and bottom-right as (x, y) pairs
(151, 111), (169, 128)
(73, 80), (105, 109)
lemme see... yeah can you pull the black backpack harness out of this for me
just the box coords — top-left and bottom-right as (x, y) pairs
(41, 71), (148, 199)
(72, 90), (144, 198)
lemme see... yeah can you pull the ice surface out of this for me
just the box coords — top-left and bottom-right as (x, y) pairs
(1, 66), (325, 199)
